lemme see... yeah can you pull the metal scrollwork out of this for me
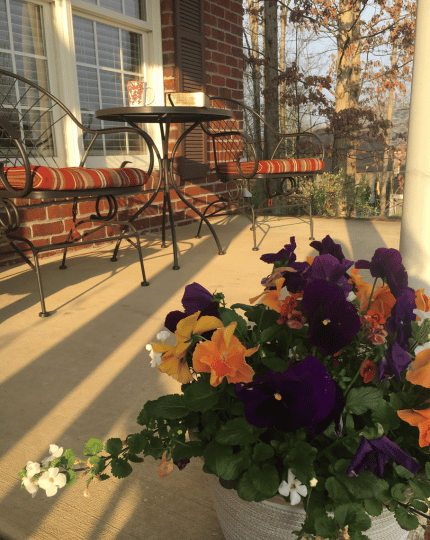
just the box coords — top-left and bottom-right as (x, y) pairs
(0, 198), (20, 234)
(92, 195), (118, 221)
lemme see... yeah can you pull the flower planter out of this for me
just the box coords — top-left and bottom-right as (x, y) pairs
(208, 474), (409, 540)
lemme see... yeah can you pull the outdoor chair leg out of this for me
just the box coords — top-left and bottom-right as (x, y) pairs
(250, 206), (258, 251)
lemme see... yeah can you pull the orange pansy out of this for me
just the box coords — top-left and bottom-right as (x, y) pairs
(158, 451), (174, 478)
(192, 322), (258, 386)
(350, 269), (395, 317)
(249, 278), (284, 313)
(406, 348), (430, 388)
(398, 404), (430, 447)
(359, 360), (377, 383)
(152, 312), (224, 384)
(415, 289), (430, 321)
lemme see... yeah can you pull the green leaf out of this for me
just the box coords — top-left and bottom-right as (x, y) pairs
(260, 356), (289, 372)
(66, 469), (77, 487)
(425, 462), (430, 480)
(394, 506), (420, 531)
(83, 438), (104, 456)
(315, 515), (339, 539)
(410, 499), (429, 513)
(136, 408), (149, 426)
(325, 476), (351, 503)
(105, 438), (123, 458)
(62, 448), (76, 468)
(183, 382), (219, 412)
(127, 454), (144, 463)
(127, 433), (147, 455)
(244, 464), (279, 500)
(346, 387), (383, 415)
(350, 509), (372, 532)
(252, 442), (275, 462)
(236, 470), (266, 502)
(391, 483), (408, 501)
(146, 394), (189, 419)
(215, 418), (265, 445)
(89, 456), (105, 475)
(286, 441), (318, 483)
(171, 441), (206, 462)
(339, 470), (389, 501)
(99, 474), (110, 481)
(393, 463), (415, 480)
(110, 458), (133, 479)
(259, 324), (281, 344)
(364, 499), (383, 516)
(218, 307), (248, 338)
(371, 400), (400, 432)
(203, 441), (250, 480)
(410, 478), (430, 499)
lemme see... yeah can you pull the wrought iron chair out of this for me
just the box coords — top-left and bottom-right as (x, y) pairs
(0, 68), (155, 317)
(198, 96), (325, 250)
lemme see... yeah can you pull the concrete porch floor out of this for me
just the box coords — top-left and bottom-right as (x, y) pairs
(0, 214), (405, 540)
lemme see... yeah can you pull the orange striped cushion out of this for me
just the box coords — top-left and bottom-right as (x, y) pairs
(218, 158), (324, 176)
(0, 166), (148, 191)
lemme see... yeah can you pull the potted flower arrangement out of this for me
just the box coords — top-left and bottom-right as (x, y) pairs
(19, 236), (430, 540)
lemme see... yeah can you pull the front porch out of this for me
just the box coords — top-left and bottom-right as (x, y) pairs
(0, 215), (411, 540)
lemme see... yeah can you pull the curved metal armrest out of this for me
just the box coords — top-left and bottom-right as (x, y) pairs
(0, 116), (32, 198)
(80, 125), (156, 178)
(207, 128), (260, 180)
(271, 131), (325, 161)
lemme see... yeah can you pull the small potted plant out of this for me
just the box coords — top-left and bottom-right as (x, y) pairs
(19, 236), (430, 540)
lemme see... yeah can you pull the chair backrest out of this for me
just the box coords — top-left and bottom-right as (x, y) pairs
(0, 68), (147, 170)
(206, 96), (324, 163)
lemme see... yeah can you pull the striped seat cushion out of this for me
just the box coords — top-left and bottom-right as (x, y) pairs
(218, 158), (324, 177)
(0, 166), (148, 191)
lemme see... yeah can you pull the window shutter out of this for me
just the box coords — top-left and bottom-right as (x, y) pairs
(174, 0), (208, 180)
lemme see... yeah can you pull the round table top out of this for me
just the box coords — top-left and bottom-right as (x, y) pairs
(95, 106), (232, 124)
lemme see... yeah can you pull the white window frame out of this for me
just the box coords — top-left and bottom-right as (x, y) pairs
(15, 0), (163, 169)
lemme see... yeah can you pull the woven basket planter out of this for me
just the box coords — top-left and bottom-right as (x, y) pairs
(207, 474), (410, 540)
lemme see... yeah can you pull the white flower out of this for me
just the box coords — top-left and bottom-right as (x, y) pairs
(278, 470), (307, 505)
(156, 330), (170, 342)
(309, 477), (318, 487)
(414, 309), (430, 325)
(41, 444), (63, 467)
(22, 476), (39, 498)
(26, 461), (41, 479)
(38, 467), (67, 497)
(146, 344), (162, 368)
(346, 291), (357, 302)
(415, 342), (430, 356)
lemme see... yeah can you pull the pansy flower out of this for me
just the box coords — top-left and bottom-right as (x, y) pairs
(307, 254), (354, 296)
(355, 248), (408, 298)
(301, 280), (361, 356)
(378, 342), (412, 382)
(398, 402), (430, 447)
(347, 436), (420, 478)
(235, 355), (345, 436)
(349, 269), (396, 317)
(360, 360), (377, 383)
(152, 312), (223, 384)
(406, 348), (430, 388)
(260, 236), (298, 265)
(250, 278), (284, 312)
(310, 235), (346, 262)
(386, 287), (417, 350)
(164, 282), (220, 332)
(192, 322), (258, 386)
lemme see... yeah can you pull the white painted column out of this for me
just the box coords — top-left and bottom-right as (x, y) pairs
(399, 0), (430, 291)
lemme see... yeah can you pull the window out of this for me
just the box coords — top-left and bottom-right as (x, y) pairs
(0, 0), (163, 167)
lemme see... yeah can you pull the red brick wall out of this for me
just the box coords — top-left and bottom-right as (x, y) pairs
(0, 0), (243, 267)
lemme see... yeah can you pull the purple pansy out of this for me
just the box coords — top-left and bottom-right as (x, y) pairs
(378, 342), (412, 382)
(386, 287), (417, 350)
(235, 355), (345, 436)
(347, 436), (420, 479)
(260, 236), (297, 265)
(164, 282), (220, 332)
(308, 254), (354, 296)
(310, 235), (346, 263)
(301, 280), (361, 356)
(355, 248), (408, 297)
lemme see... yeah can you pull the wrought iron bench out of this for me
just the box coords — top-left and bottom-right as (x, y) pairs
(0, 68), (155, 317)
(198, 96), (325, 250)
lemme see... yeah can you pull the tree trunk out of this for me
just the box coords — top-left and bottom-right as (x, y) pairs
(248, 0), (262, 152)
(263, 0), (279, 159)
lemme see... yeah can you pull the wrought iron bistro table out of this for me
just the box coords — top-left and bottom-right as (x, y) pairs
(95, 106), (232, 269)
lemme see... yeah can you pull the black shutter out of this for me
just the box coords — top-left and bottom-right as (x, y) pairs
(174, 0), (208, 180)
